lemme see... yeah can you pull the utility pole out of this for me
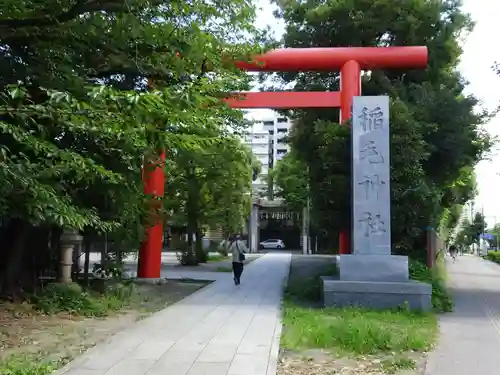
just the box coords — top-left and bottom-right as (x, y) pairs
(248, 124), (254, 253)
(302, 197), (310, 255)
(481, 206), (485, 255)
(302, 166), (311, 255)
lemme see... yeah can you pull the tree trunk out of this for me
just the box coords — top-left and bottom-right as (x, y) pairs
(0, 219), (28, 296)
(195, 228), (206, 263)
(83, 240), (91, 290)
(185, 166), (200, 264)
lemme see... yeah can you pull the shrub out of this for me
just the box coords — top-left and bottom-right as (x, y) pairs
(175, 240), (198, 266)
(32, 282), (135, 317)
(32, 283), (101, 316)
(284, 263), (339, 303)
(409, 260), (453, 313)
(92, 260), (123, 279)
(486, 251), (500, 264)
(0, 357), (60, 375)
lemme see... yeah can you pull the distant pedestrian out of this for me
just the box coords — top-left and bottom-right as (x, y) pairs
(229, 234), (247, 285)
(448, 244), (458, 262)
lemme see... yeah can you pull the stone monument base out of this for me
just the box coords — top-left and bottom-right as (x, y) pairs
(321, 277), (432, 311)
(339, 254), (409, 282)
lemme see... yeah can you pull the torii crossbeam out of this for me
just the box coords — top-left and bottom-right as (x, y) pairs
(138, 46), (428, 278)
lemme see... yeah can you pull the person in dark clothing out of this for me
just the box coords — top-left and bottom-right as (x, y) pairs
(448, 244), (458, 262)
(229, 234), (248, 285)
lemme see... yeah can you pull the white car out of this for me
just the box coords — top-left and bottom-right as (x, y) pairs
(259, 239), (285, 249)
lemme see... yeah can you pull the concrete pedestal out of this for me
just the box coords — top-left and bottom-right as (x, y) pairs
(339, 254), (409, 282)
(321, 276), (432, 311)
(322, 254), (432, 311)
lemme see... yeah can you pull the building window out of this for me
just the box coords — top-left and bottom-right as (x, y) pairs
(263, 121), (274, 126)
(269, 130), (274, 135)
(277, 149), (287, 155)
(277, 128), (287, 133)
(277, 117), (287, 123)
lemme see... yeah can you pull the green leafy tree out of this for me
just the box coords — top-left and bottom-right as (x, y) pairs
(0, 0), (267, 291)
(272, 150), (309, 212)
(455, 212), (487, 250)
(165, 134), (256, 264)
(267, 0), (490, 258)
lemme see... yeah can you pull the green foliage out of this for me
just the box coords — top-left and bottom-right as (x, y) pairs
(440, 204), (463, 241)
(0, 0), (272, 289)
(0, 357), (60, 375)
(272, 150), (309, 212)
(284, 262), (338, 303)
(409, 260), (453, 313)
(216, 266), (233, 272)
(281, 259), (441, 357)
(269, 0), (490, 256)
(281, 305), (437, 355)
(166, 137), (255, 248)
(174, 241), (198, 266)
(455, 211), (487, 248)
(486, 251), (500, 264)
(32, 282), (135, 317)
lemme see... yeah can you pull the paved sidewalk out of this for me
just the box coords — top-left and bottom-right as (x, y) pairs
(57, 253), (291, 375)
(425, 254), (500, 375)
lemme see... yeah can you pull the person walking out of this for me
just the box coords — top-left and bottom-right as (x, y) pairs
(229, 234), (248, 285)
(448, 244), (458, 262)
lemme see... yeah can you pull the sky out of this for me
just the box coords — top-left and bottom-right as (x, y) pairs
(253, 0), (500, 227)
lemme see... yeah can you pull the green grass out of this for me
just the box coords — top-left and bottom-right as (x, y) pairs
(409, 258), (453, 313)
(31, 282), (136, 317)
(284, 262), (338, 303)
(281, 304), (437, 355)
(0, 356), (63, 375)
(381, 356), (417, 373)
(207, 253), (228, 262)
(281, 257), (447, 357)
(486, 250), (500, 264)
(215, 266), (232, 272)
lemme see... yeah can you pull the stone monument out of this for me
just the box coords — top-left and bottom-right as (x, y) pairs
(321, 96), (432, 311)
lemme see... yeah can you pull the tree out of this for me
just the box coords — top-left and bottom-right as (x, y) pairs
(0, 0), (267, 292)
(272, 150), (308, 212)
(165, 134), (256, 264)
(455, 212), (487, 250)
(268, 0), (490, 258)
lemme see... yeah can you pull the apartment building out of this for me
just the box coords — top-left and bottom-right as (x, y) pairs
(243, 130), (270, 193)
(261, 115), (292, 168)
(243, 113), (293, 194)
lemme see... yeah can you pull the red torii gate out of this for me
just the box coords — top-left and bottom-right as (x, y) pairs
(138, 46), (428, 279)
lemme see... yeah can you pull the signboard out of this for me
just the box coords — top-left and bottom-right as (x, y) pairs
(481, 233), (495, 241)
(352, 96), (391, 255)
(259, 211), (299, 220)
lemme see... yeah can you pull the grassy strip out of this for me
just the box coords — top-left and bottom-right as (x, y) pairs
(281, 304), (436, 354)
(409, 258), (453, 313)
(216, 266), (233, 272)
(207, 253), (228, 262)
(0, 357), (63, 375)
(31, 281), (137, 317)
(485, 250), (500, 264)
(281, 258), (451, 358)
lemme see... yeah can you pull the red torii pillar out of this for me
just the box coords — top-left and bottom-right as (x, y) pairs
(137, 46), (428, 278)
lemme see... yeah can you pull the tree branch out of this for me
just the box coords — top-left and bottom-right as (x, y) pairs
(0, 0), (128, 29)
